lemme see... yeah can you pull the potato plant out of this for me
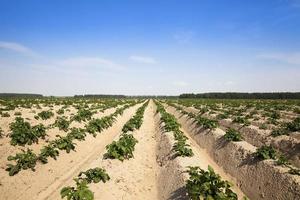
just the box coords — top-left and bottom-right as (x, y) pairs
(61, 179), (94, 200)
(224, 128), (243, 142)
(195, 116), (218, 130)
(55, 116), (71, 132)
(232, 116), (250, 126)
(85, 116), (116, 137)
(68, 128), (86, 141)
(38, 144), (60, 164)
(173, 138), (194, 157)
(6, 149), (37, 176)
(155, 101), (193, 157)
(104, 133), (138, 161)
(78, 167), (110, 184)
(36, 110), (54, 120)
(9, 117), (46, 146)
(72, 109), (93, 122)
(122, 101), (148, 133)
(186, 165), (238, 200)
(255, 145), (277, 160)
(53, 135), (76, 153)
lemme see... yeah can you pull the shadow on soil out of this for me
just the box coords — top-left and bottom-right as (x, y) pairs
(168, 186), (188, 200)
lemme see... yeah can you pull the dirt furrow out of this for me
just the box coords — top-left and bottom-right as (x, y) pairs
(46, 100), (160, 200)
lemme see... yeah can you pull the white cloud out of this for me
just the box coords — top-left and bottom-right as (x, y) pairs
(173, 30), (195, 44)
(172, 81), (189, 87)
(129, 55), (156, 64)
(57, 57), (123, 70)
(258, 52), (300, 65)
(0, 41), (38, 57)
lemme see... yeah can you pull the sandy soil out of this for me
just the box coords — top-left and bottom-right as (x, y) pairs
(46, 100), (161, 200)
(155, 105), (245, 199)
(165, 104), (300, 200)
(1, 100), (298, 200)
(0, 106), (118, 171)
(0, 103), (141, 200)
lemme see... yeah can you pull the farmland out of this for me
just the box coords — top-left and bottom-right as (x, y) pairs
(0, 97), (299, 200)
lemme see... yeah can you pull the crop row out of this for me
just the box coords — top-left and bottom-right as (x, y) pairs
(166, 102), (300, 176)
(60, 101), (149, 199)
(6, 102), (139, 176)
(155, 101), (243, 199)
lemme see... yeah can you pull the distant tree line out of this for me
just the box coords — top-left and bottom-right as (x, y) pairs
(74, 94), (127, 98)
(179, 92), (300, 99)
(0, 93), (43, 98)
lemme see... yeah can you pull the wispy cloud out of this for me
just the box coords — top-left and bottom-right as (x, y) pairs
(0, 41), (38, 57)
(57, 57), (123, 70)
(129, 55), (156, 64)
(258, 52), (300, 65)
(173, 30), (195, 44)
(172, 81), (189, 87)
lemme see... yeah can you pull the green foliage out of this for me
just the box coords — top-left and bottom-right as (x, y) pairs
(186, 166), (238, 200)
(32, 123), (47, 138)
(37, 110), (54, 120)
(73, 109), (93, 122)
(255, 145), (277, 160)
(6, 149), (37, 176)
(173, 138), (193, 157)
(122, 102), (148, 133)
(276, 155), (290, 166)
(224, 128), (243, 142)
(61, 179), (94, 200)
(216, 113), (229, 120)
(271, 117), (300, 137)
(270, 111), (281, 120)
(85, 116), (115, 137)
(259, 124), (268, 130)
(38, 144), (59, 164)
(285, 117), (300, 132)
(232, 116), (250, 126)
(267, 118), (279, 125)
(104, 134), (138, 161)
(53, 135), (76, 153)
(78, 167), (110, 184)
(9, 117), (46, 146)
(195, 116), (218, 130)
(155, 101), (194, 158)
(271, 128), (289, 137)
(68, 128), (86, 141)
(57, 108), (65, 115)
(55, 117), (71, 132)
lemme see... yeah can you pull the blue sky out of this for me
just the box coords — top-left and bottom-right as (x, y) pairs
(0, 0), (300, 95)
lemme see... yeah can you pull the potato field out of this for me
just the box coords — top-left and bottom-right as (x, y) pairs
(0, 98), (299, 200)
